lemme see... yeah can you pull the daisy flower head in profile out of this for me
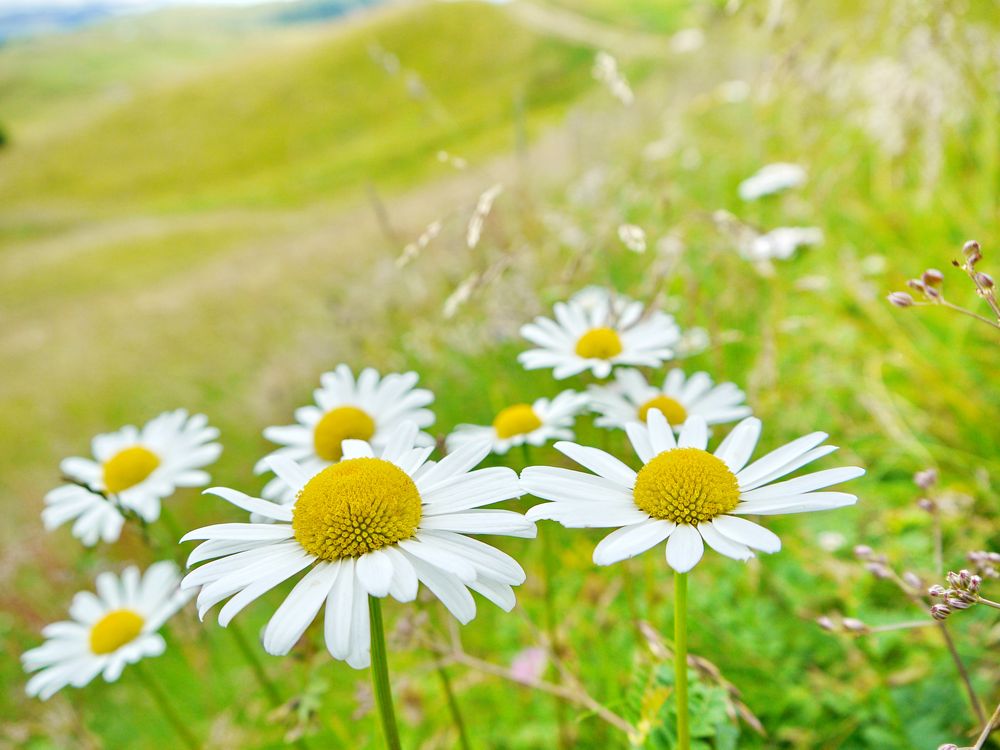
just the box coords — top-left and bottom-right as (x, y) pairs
(588, 369), (752, 434)
(52, 410), (221, 542)
(522, 409), (864, 573)
(22, 562), (190, 699)
(256, 365), (435, 504)
(182, 421), (533, 670)
(446, 390), (589, 456)
(737, 162), (806, 201)
(518, 291), (680, 380)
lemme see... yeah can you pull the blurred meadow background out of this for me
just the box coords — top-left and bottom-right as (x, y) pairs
(2, 0), (999, 747)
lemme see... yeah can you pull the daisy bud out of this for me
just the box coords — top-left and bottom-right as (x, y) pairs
(842, 618), (867, 633)
(928, 584), (946, 598)
(887, 291), (914, 308)
(922, 284), (941, 300)
(917, 498), (935, 512)
(914, 468), (938, 489)
(938, 744), (959, 750)
(930, 603), (952, 621)
(922, 269), (944, 286)
(963, 240), (981, 259)
(816, 616), (835, 632)
(854, 544), (873, 559)
(906, 279), (926, 293)
(865, 561), (891, 579)
(902, 571), (923, 590)
(975, 271), (995, 289)
(945, 596), (973, 610)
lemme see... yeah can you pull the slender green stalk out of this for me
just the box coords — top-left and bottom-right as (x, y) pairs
(227, 621), (282, 706)
(435, 660), (471, 750)
(133, 661), (201, 750)
(674, 572), (689, 750)
(369, 596), (402, 750)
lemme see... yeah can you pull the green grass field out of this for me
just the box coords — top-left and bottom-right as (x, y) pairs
(2, 0), (998, 748)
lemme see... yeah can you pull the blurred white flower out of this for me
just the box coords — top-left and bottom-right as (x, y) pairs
(447, 391), (589, 456)
(738, 163), (807, 201)
(670, 28), (705, 54)
(742, 227), (823, 261)
(592, 51), (633, 105)
(23, 562), (190, 699)
(255, 366), (435, 505)
(467, 183), (503, 249)
(54, 410), (221, 538)
(617, 224), (647, 253)
(519, 294), (680, 380)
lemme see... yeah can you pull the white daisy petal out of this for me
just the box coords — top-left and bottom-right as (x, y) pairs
(697, 522), (753, 561)
(713, 417), (762, 473)
(711, 515), (781, 553)
(554, 441), (637, 487)
(355, 550), (395, 597)
(593, 520), (675, 565)
(665, 525), (704, 572)
(262, 562), (339, 656)
(740, 467), (865, 502)
(677, 416), (709, 450)
(734, 491), (858, 515)
(203, 487), (293, 522)
(645, 409), (677, 453)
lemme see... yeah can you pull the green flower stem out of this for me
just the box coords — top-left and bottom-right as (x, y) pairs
(133, 660), (201, 750)
(227, 621), (282, 707)
(435, 659), (471, 750)
(369, 596), (402, 750)
(674, 571), (690, 750)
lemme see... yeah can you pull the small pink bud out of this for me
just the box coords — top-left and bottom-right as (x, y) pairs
(913, 468), (937, 489)
(922, 269), (944, 286)
(842, 618), (867, 632)
(975, 272), (994, 289)
(887, 291), (914, 308)
(963, 240), (981, 256)
(930, 603), (951, 621)
(853, 545), (873, 559)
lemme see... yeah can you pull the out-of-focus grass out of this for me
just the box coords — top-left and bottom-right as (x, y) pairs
(2, 0), (998, 748)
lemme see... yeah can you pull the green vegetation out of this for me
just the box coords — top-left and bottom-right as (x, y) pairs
(2, 0), (998, 748)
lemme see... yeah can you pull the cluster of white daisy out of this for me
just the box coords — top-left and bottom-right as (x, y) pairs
(24, 285), (864, 749)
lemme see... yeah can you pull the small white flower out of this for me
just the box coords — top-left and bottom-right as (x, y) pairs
(617, 224), (647, 253)
(738, 163), (807, 201)
(588, 369), (751, 432)
(55, 410), (221, 539)
(256, 365), (435, 504)
(743, 227), (823, 261)
(519, 294), (680, 380)
(182, 422), (534, 669)
(447, 391), (589, 456)
(22, 562), (190, 700)
(523, 410), (864, 573)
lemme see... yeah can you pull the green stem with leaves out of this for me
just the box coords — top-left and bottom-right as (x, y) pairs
(674, 571), (690, 750)
(369, 596), (402, 750)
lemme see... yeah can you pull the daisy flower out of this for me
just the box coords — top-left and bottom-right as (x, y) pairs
(182, 421), (533, 669)
(588, 369), (752, 433)
(446, 390), (589, 456)
(55, 409), (221, 532)
(741, 227), (823, 262)
(22, 562), (190, 699)
(737, 162), (806, 201)
(518, 294), (680, 380)
(255, 365), (435, 504)
(523, 409), (864, 573)
(42, 485), (125, 547)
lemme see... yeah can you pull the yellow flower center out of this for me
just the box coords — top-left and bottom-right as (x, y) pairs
(633, 448), (740, 525)
(638, 395), (688, 426)
(313, 406), (376, 462)
(574, 327), (623, 359)
(493, 404), (543, 439)
(89, 609), (145, 655)
(292, 458), (422, 560)
(103, 446), (160, 494)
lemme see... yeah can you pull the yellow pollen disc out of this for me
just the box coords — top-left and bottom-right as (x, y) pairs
(493, 404), (543, 439)
(292, 457), (422, 561)
(638, 395), (688, 426)
(574, 327), (623, 360)
(313, 406), (376, 462)
(633, 448), (740, 525)
(89, 609), (145, 655)
(103, 446), (160, 494)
